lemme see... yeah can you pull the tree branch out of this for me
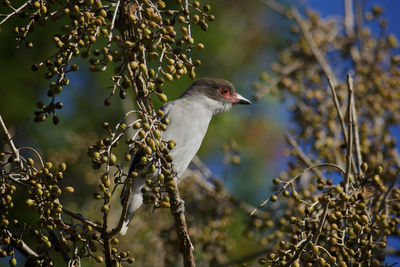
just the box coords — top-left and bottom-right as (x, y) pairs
(285, 134), (326, 181)
(344, 74), (354, 193)
(251, 163), (345, 215)
(312, 202), (329, 244)
(0, 114), (23, 169)
(257, 0), (287, 15)
(258, 2), (349, 145)
(48, 230), (71, 265)
(344, 0), (361, 62)
(8, 230), (39, 259)
(284, 234), (313, 267)
(0, 0), (31, 25)
(379, 167), (400, 215)
(216, 247), (270, 267)
(349, 77), (363, 176)
(168, 182), (196, 267)
(344, 0), (354, 36)
(291, 9), (349, 145)
(62, 208), (102, 231)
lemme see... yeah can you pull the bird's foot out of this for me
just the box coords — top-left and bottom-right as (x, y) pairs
(172, 199), (185, 214)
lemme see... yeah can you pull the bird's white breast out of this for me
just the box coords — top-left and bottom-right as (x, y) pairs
(162, 97), (213, 178)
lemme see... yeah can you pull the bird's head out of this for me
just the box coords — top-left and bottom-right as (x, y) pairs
(181, 77), (251, 115)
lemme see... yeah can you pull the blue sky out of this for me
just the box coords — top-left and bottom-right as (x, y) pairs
(308, 0), (400, 38)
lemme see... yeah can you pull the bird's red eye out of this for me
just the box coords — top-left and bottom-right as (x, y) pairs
(219, 87), (230, 96)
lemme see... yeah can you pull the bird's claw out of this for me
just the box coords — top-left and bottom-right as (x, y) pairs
(173, 199), (185, 214)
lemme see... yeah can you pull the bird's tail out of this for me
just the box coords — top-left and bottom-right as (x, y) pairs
(120, 221), (130, 235)
(119, 179), (145, 235)
(120, 212), (134, 235)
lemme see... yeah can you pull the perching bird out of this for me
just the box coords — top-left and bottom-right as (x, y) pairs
(120, 77), (251, 235)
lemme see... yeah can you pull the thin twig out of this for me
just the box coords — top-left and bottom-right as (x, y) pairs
(257, 0), (287, 15)
(261, 0), (350, 143)
(284, 234), (313, 267)
(344, 74), (354, 193)
(8, 230), (39, 259)
(49, 230), (71, 264)
(62, 208), (102, 231)
(187, 169), (264, 217)
(0, 0), (31, 25)
(8, 170), (101, 232)
(216, 247), (270, 267)
(254, 60), (303, 101)
(292, 8), (349, 144)
(285, 134), (326, 181)
(18, 146), (44, 168)
(327, 77), (348, 145)
(259, 1), (349, 145)
(354, 0), (365, 57)
(107, 0), (121, 44)
(344, 0), (354, 36)
(156, 49), (166, 76)
(191, 156), (212, 178)
(379, 167), (400, 215)
(184, 0), (192, 63)
(0, 115), (23, 169)
(190, 157), (268, 216)
(344, 0), (361, 62)
(292, 9), (340, 88)
(312, 201), (329, 244)
(251, 163), (345, 215)
(349, 78), (363, 176)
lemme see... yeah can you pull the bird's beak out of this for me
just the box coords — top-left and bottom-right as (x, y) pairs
(232, 93), (252, 105)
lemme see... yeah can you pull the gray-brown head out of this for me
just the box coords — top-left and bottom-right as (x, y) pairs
(181, 77), (251, 115)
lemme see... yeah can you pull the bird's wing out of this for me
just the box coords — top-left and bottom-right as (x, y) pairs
(120, 151), (142, 204)
(120, 103), (171, 204)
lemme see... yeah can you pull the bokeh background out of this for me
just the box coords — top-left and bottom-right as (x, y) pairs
(1, 0), (400, 266)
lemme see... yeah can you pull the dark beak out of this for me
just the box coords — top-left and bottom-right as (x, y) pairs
(232, 93), (252, 105)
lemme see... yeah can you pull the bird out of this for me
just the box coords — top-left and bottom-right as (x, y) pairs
(120, 77), (251, 235)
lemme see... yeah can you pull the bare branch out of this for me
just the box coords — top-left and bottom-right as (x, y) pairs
(291, 9), (349, 144)
(62, 208), (102, 231)
(344, 0), (361, 62)
(379, 167), (400, 214)
(284, 234), (313, 267)
(344, 74), (354, 193)
(344, 0), (354, 36)
(187, 170), (264, 217)
(350, 79), (363, 176)
(0, 0), (31, 25)
(18, 146), (44, 168)
(257, 0), (287, 15)
(216, 247), (270, 267)
(312, 202), (329, 244)
(48, 230), (71, 264)
(285, 134), (326, 181)
(168, 182), (196, 267)
(108, 0), (121, 44)
(8, 230), (39, 259)
(251, 163), (345, 216)
(258, 2), (349, 144)
(260, 0), (351, 139)
(254, 60), (303, 101)
(0, 115), (23, 169)
(185, 0), (192, 63)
